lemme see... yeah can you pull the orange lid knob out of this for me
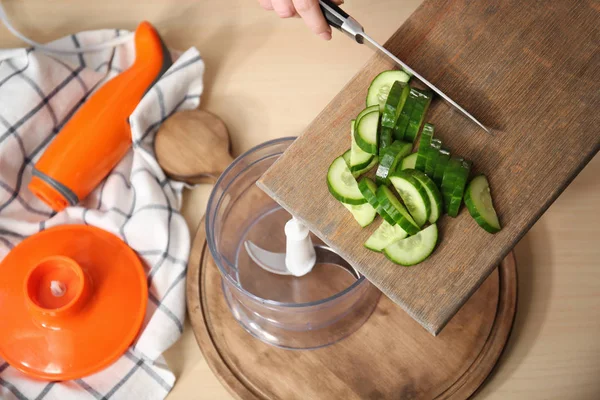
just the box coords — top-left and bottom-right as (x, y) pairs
(25, 256), (91, 327)
(29, 21), (172, 212)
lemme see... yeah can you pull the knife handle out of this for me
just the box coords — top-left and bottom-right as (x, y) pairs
(318, 0), (364, 43)
(319, 0), (349, 30)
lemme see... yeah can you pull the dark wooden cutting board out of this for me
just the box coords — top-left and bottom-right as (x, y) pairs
(258, 0), (599, 335)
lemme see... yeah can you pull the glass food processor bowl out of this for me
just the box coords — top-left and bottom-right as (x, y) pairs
(205, 137), (381, 349)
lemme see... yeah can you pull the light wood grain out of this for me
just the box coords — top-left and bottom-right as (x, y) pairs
(2, 1), (599, 399)
(186, 215), (516, 400)
(258, 0), (600, 335)
(155, 110), (233, 183)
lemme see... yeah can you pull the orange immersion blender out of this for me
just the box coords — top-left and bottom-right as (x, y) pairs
(29, 21), (172, 211)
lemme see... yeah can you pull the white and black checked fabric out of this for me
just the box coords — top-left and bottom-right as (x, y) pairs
(0, 28), (204, 399)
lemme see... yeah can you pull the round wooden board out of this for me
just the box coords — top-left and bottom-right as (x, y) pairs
(187, 219), (517, 400)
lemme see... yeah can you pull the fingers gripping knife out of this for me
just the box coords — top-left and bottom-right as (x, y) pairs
(28, 22), (172, 211)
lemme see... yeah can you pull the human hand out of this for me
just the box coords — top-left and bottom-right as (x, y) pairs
(258, 0), (344, 41)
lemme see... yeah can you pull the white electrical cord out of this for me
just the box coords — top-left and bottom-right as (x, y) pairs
(0, 0), (133, 54)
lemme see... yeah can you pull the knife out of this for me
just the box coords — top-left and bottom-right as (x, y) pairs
(318, 0), (491, 134)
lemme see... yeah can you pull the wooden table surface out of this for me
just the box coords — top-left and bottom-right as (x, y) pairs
(1, 1), (598, 399)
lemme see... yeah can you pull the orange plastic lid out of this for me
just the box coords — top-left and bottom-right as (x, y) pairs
(0, 224), (148, 381)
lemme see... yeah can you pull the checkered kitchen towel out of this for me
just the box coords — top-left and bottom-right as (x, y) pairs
(0, 28), (204, 399)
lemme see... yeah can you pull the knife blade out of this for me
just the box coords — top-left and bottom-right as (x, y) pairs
(318, 0), (491, 135)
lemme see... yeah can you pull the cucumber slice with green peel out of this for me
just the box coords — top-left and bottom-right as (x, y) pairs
(388, 170), (431, 227)
(355, 105), (379, 127)
(376, 186), (420, 235)
(350, 120), (374, 171)
(381, 81), (410, 129)
(379, 127), (393, 152)
(343, 150), (378, 178)
(393, 89), (419, 140)
(389, 141), (412, 168)
(364, 220), (408, 252)
(464, 174), (502, 233)
(343, 149), (351, 165)
(384, 224), (438, 266)
(441, 157), (460, 214)
(354, 110), (379, 154)
(441, 157), (472, 217)
(425, 138), (442, 178)
(433, 149), (451, 186)
(375, 141), (412, 185)
(366, 70), (411, 111)
(404, 89), (433, 143)
(358, 178), (379, 208)
(327, 156), (366, 205)
(415, 123), (434, 172)
(408, 169), (443, 223)
(380, 81), (409, 153)
(448, 159), (472, 217)
(400, 153), (418, 170)
(352, 156), (378, 178)
(359, 178), (395, 225)
(343, 202), (377, 228)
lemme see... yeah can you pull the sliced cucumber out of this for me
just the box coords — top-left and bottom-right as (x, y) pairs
(380, 81), (410, 153)
(366, 70), (411, 111)
(393, 88), (419, 140)
(433, 149), (451, 187)
(343, 149), (375, 178)
(388, 170), (431, 227)
(358, 178), (379, 208)
(327, 156), (366, 205)
(350, 120), (374, 171)
(448, 158), (472, 217)
(464, 174), (501, 233)
(384, 224), (438, 266)
(358, 178), (395, 225)
(354, 110), (379, 154)
(351, 156), (378, 178)
(355, 105), (379, 127)
(375, 140), (412, 185)
(408, 169), (443, 223)
(400, 153), (418, 170)
(425, 138), (442, 178)
(376, 186), (420, 235)
(364, 220), (407, 252)
(381, 81), (410, 129)
(415, 123), (434, 172)
(441, 159), (458, 214)
(404, 89), (433, 143)
(343, 149), (352, 165)
(343, 202), (377, 228)
(441, 157), (472, 217)
(380, 127), (394, 153)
